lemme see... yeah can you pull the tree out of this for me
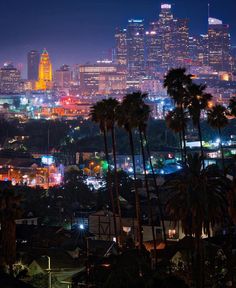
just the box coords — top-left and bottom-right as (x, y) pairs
(117, 93), (144, 250)
(0, 185), (22, 273)
(207, 104), (228, 172)
(100, 98), (123, 243)
(165, 154), (229, 288)
(164, 68), (192, 162)
(90, 101), (118, 243)
(228, 97), (236, 118)
(187, 83), (212, 166)
(165, 107), (188, 162)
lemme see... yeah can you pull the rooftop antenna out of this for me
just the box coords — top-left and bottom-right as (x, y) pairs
(208, 3), (210, 19)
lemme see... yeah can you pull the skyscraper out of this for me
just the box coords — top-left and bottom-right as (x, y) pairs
(157, 4), (175, 70)
(36, 49), (53, 90)
(115, 28), (127, 66)
(126, 19), (145, 79)
(189, 34), (208, 66)
(0, 63), (21, 93)
(54, 65), (72, 89)
(208, 17), (231, 72)
(27, 50), (40, 81)
(173, 18), (189, 66)
(146, 29), (158, 73)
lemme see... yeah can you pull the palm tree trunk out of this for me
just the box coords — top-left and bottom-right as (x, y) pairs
(128, 129), (142, 250)
(179, 132), (184, 162)
(180, 104), (187, 163)
(197, 120), (205, 168)
(143, 131), (167, 246)
(139, 128), (157, 268)
(103, 128), (118, 244)
(111, 126), (123, 245)
(195, 235), (204, 288)
(218, 127), (225, 173)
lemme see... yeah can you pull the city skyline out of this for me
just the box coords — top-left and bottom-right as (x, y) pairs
(0, 0), (235, 76)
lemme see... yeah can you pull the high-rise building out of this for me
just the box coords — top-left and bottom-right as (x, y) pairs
(173, 18), (189, 66)
(115, 28), (127, 66)
(146, 29), (159, 73)
(126, 19), (145, 78)
(0, 63), (21, 93)
(27, 50), (40, 81)
(189, 34), (208, 66)
(54, 65), (72, 89)
(157, 4), (175, 70)
(208, 17), (231, 72)
(36, 49), (53, 90)
(146, 4), (189, 71)
(79, 61), (126, 96)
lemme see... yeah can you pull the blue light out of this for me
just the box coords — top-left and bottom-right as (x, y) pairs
(79, 224), (85, 230)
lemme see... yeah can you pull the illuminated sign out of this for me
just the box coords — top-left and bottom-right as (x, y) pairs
(128, 19), (143, 23)
(208, 17), (222, 25)
(41, 155), (55, 165)
(161, 4), (171, 9)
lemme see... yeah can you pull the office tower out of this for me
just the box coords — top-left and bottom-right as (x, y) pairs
(146, 29), (158, 73)
(0, 63), (21, 93)
(36, 49), (53, 90)
(157, 4), (175, 70)
(189, 34), (208, 65)
(126, 19), (145, 78)
(115, 28), (127, 66)
(27, 50), (40, 80)
(54, 65), (72, 89)
(173, 18), (189, 66)
(208, 17), (231, 72)
(79, 62), (126, 96)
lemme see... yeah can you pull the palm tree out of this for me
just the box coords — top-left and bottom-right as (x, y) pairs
(228, 97), (236, 117)
(0, 186), (22, 274)
(117, 93), (143, 250)
(207, 104), (228, 172)
(100, 98), (123, 244)
(165, 107), (188, 162)
(132, 95), (159, 265)
(165, 154), (229, 288)
(90, 101), (118, 243)
(164, 68), (192, 162)
(187, 83), (212, 166)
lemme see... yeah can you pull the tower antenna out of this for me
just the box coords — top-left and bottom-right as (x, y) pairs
(208, 3), (210, 19)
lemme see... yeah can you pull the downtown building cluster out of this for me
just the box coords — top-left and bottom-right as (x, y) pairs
(0, 3), (235, 120)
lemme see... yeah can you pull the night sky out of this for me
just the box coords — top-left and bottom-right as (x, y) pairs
(0, 0), (235, 76)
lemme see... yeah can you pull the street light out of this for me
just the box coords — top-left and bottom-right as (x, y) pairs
(42, 255), (52, 288)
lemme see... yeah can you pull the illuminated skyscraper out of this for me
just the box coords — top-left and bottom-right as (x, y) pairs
(146, 29), (158, 73)
(126, 19), (145, 78)
(157, 4), (175, 69)
(208, 17), (231, 71)
(36, 49), (53, 90)
(54, 65), (72, 89)
(0, 63), (21, 93)
(27, 50), (40, 81)
(189, 34), (208, 65)
(115, 28), (127, 66)
(173, 18), (189, 66)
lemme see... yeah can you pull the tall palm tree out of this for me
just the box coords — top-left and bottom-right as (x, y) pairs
(165, 107), (188, 162)
(228, 97), (236, 117)
(0, 186), (22, 274)
(100, 98), (123, 243)
(117, 93), (143, 250)
(133, 96), (159, 266)
(165, 154), (229, 288)
(90, 101), (118, 244)
(164, 68), (192, 162)
(187, 83), (212, 166)
(207, 104), (228, 172)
